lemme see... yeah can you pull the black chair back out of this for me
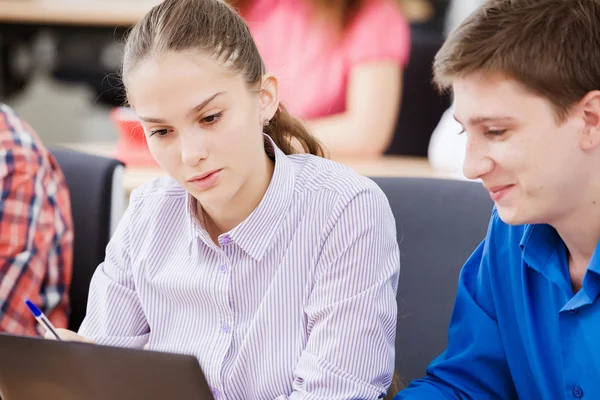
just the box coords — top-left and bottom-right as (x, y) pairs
(51, 148), (123, 331)
(372, 177), (493, 383)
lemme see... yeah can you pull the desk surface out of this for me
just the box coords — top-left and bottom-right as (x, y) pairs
(0, 0), (159, 26)
(0, 0), (431, 26)
(61, 141), (459, 194)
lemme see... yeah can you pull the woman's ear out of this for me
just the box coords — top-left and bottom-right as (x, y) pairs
(259, 73), (279, 122)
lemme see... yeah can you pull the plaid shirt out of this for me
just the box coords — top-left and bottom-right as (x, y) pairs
(0, 104), (73, 336)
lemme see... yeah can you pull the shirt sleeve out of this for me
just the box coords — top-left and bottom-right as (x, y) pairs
(276, 185), (400, 399)
(78, 188), (149, 348)
(0, 108), (72, 336)
(395, 211), (518, 399)
(344, 0), (411, 68)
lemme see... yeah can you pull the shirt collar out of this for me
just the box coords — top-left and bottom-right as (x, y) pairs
(561, 239), (600, 311)
(521, 223), (600, 304)
(185, 193), (212, 256)
(519, 223), (573, 295)
(521, 224), (600, 273)
(186, 134), (296, 261)
(582, 238), (600, 299)
(520, 223), (561, 275)
(227, 135), (296, 261)
(588, 240), (600, 275)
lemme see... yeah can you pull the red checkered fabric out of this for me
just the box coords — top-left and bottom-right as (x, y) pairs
(0, 104), (73, 336)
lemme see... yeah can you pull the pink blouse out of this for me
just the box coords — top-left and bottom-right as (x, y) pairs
(245, 0), (411, 120)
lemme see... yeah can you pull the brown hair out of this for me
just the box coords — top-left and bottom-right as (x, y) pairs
(433, 0), (600, 121)
(122, 0), (325, 157)
(227, 0), (364, 30)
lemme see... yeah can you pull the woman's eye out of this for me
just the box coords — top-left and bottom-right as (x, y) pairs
(486, 129), (507, 136)
(202, 112), (223, 124)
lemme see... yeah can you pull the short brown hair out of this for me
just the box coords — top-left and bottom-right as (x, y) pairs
(123, 0), (325, 157)
(433, 0), (600, 120)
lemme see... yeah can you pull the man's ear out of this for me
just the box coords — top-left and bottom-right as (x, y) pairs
(578, 90), (600, 151)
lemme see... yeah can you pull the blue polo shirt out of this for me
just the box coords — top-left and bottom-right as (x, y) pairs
(396, 208), (600, 399)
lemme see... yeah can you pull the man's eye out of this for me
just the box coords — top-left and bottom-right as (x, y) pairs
(150, 129), (169, 137)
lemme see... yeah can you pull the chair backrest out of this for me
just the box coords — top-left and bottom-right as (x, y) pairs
(385, 31), (451, 157)
(50, 147), (124, 331)
(371, 177), (493, 384)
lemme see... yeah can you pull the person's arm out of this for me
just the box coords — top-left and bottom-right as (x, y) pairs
(77, 190), (149, 348)
(305, 0), (410, 158)
(0, 110), (71, 336)
(395, 214), (518, 399)
(305, 61), (402, 157)
(275, 185), (400, 399)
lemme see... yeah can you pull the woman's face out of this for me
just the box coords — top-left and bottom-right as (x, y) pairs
(126, 50), (278, 208)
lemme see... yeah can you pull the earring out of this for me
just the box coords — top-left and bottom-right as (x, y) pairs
(263, 118), (270, 127)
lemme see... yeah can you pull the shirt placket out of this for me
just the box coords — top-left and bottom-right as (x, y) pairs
(212, 234), (235, 400)
(558, 308), (585, 400)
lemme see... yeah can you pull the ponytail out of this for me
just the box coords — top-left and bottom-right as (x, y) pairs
(124, 0), (325, 158)
(264, 103), (326, 157)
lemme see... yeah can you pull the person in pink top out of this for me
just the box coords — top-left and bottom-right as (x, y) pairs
(234, 0), (411, 157)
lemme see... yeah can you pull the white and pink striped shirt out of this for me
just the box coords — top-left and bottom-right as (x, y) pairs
(79, 137), (400, 399)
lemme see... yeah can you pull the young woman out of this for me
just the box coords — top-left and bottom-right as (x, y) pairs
(52, 1), (400, 399)
(229, 0), (410, 157)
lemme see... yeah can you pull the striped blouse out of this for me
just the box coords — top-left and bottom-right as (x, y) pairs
(79, 136), (400, 399)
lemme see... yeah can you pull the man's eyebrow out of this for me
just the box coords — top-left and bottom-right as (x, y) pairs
(454, 115), (517, 125)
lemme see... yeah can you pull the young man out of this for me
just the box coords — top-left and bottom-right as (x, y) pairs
(0, 103), (73, 335)
(396, 0), (600, 398)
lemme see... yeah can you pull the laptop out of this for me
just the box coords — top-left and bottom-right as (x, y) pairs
(0, 333), (214, 400)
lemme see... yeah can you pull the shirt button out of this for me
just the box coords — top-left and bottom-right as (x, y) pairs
(219, 264), (227, 273)
(573, 385), (584, 398)
(569, 308), (579, 315)
(221, 323), (230, 334)
(213, 388), (221, 399)
(220, 235), (232, 245)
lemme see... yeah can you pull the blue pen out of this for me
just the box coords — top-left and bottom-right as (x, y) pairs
(24, 299), (62, 340)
